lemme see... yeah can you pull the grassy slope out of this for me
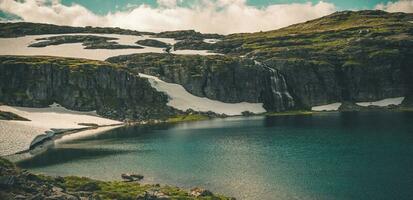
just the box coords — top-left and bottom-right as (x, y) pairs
(216, 10), (413, 63)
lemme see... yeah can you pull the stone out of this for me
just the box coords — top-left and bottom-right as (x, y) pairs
(136, 190), (170, 200)
(121, 173), (144, 182)
(76, 182), (100, 192)
(0, 175), (15, 187)
(189, 187), (213, 197)
(14, 194), (27, 200)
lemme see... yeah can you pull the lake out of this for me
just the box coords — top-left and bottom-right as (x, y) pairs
(17, 112), (413, 200)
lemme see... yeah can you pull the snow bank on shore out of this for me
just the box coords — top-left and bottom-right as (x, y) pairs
(356, 97), (405, 107)
(0, 103), (121, 155)
(139, 73), (266, 115)
(311, 103), (342, 111)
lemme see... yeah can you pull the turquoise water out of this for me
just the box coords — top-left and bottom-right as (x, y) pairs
(18, 112), (413, 200)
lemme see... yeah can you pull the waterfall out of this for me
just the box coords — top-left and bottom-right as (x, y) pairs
(267, 67), (294, 110)
(254, 60), (294, 111)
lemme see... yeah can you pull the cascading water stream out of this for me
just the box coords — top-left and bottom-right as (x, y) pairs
(254, 60), (294, 111)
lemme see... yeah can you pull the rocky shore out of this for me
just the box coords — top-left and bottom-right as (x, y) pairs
(0, 158), (234, 200)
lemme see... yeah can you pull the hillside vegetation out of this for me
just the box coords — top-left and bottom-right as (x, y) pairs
(211, 10), (413, 107)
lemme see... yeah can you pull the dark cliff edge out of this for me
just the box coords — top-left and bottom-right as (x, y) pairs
(0, 56), (177, 120)
(210, 10), (413, 108)
(107, 10), (413, 111)
(1, 10), (413, 113)
(107, 53), (295, 112)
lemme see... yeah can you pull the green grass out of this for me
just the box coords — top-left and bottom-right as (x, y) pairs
(166, 114), (209, 123)
(265, 110), (314, 116)
(0, 55), (122, 71)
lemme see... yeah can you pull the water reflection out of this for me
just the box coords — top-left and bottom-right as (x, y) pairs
(17, 112), (413, 200)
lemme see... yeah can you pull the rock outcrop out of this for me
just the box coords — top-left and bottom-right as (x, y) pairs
(2, 10), (413, 113)
(0, 56), (176, 120)
(107, 53), (295, 112)
(136, 39), (171, 48)
(154, 30), (223, 40)
(173, 39), (216, 50)
(212, 10), (413, 108)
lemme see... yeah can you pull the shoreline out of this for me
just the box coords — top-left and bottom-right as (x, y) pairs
(0, 157), (234, 200)
(5, 123), (124, 162)
(3, 102), (412, 159)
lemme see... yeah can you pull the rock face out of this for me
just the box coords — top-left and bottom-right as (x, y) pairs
(107, 53), (295, 112)
(212, 10), (413, 108)
(2, 10), (413, 113)
(173, 39), (215, 50)
(264, 48), (413, 108)
(0, 56), (176, 120)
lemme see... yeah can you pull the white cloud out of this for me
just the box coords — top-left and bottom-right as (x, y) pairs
(157, 0), (179, 8)
(375, 0), (413, 13)
(0, 0), (337, 34)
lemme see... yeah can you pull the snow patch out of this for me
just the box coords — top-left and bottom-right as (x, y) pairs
(356, 97), (405, 107)
(0, 34), (218, 60)
(138, 73), (266, 115)
(0, 103), (120, 155)
(311, 103), (342, 111)
(203, 39), (221, 44)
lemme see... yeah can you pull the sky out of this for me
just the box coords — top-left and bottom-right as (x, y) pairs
(0, 0), (412, 34)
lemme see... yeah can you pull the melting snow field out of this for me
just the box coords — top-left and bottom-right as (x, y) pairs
(312, 103), (342, 111)
(139, 73), (266, 115)
(356, 97), (405, 107)
(0, 33), (217, 60)
(0, 103), (120, 155)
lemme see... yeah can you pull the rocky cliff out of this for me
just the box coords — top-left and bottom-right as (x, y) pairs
(211, 10), (413, 108)
(107, 53), (294, 111)
(0, 56), (176, 120)
(1, 10), (412, 113)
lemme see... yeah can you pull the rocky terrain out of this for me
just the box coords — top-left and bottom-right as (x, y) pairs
(0, 110), (29, 121)
(0, 157), (234, 200)
(107, 53), (294, 112)
(0, 10), (412, 117)
(29, 35), (144, 50)
(109, 10), (413, 110)
(173, 40), (216, 51)
(0, 56), (177, 120)
(135, 39), (171, 48)
(0, 22), (153, 38)
(154, 30), (223, 40)
(211, 10), (413, 108)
